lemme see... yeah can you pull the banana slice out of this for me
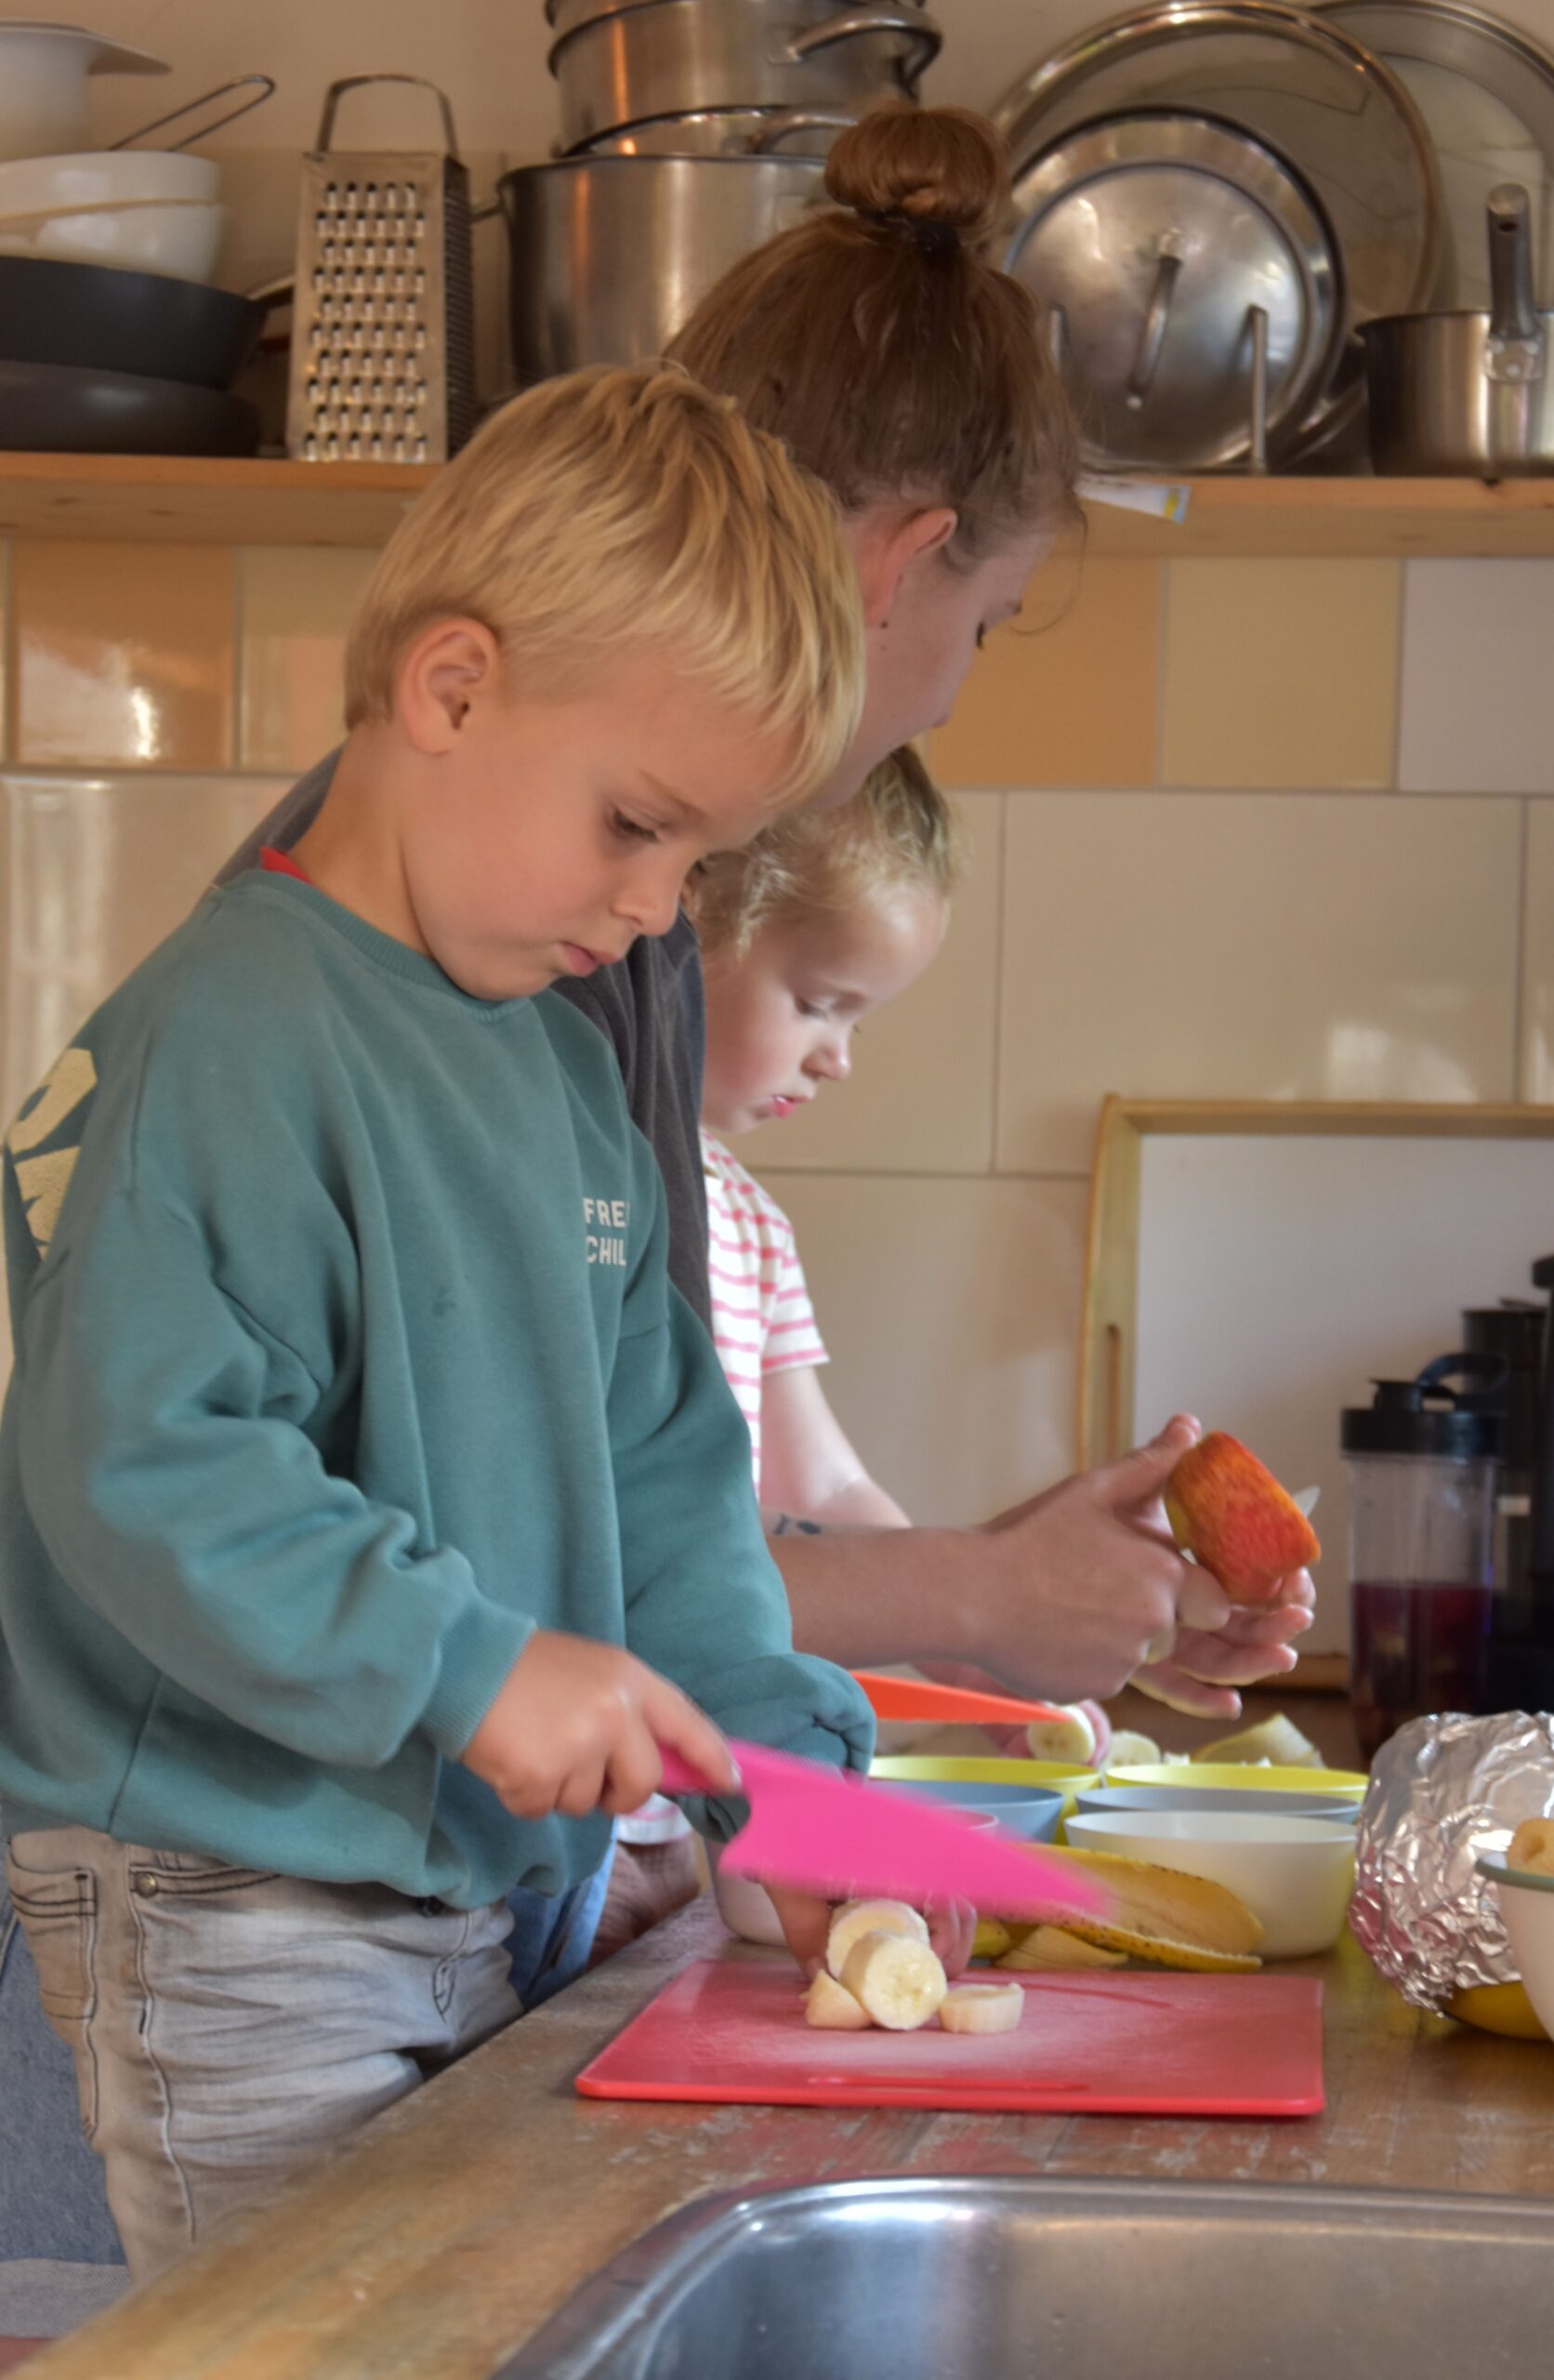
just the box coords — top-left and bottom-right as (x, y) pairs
(839, 1929), (948, 2030)
(1508, 1818), (1554, 1878)
(1025, 1705), (1098, 1765)
(1192, 1714), (1321, 1768)
(825, 1897), (928, 1981)
(1105, 1728), (1163, 1767)
(939, 1982), (1024, 2035)
(996, 1924), (1126, 1972)
(804, 1970), (873, 2030)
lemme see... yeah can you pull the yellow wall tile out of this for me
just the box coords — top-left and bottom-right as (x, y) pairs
(239, 548), (377, 772)
(1163, 559), (1400, 788)
(930, 559), (1160, 788)
(12, 543), (234, 770)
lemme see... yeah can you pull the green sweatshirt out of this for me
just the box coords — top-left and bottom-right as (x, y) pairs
(0, 873), (873, 1906)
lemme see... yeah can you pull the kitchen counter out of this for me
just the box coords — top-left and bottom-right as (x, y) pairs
(25, 1891), (1554, 2380)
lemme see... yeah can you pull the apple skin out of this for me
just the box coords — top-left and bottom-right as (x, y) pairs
(1166, 1433), (1320, 1606)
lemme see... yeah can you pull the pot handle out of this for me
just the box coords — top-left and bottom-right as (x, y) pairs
(784, 7), (942, 90)
(1485, 182), (1544, 386)
(1124, 231), (1184, 409)
(747, 108), (858, 152)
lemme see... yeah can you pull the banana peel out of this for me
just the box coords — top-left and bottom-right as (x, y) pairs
(973, 1918), (1017, 1962)
(1447, 1981), (1549, 2041)
(996, 1924), (1126, 1972)
(986, 1843), (1264, 1973)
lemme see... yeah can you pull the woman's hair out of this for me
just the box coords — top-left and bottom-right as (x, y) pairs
(669, 106), (1078, 559)
(692, 745), (960, 961)
(343, 364), (863, 808)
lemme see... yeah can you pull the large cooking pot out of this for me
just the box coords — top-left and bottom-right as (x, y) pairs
(569, 104), (855, 155)
(1363, 184), (1554, 475)
(547, 0), (939, 152)
(499, 152), (827, 381)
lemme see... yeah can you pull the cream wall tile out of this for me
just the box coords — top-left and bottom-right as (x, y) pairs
(12, 544), (235, 771)
(1163, 560), (1400, 789)
(1521, 801), (1554, 1101)
(3, 774), (289, 1127)
(1400, 562), (1554, 793)
(997, 792), (1521, 1173)
(757, 1170), (1088, 1525)
(930, 560), (1160, 789)
(734, 792), (1000, 1177)
(239, 548), (377, 772)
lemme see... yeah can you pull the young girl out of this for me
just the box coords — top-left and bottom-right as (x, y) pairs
(691, 745), (955, 1523)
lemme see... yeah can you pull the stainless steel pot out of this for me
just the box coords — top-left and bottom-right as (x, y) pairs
(499, 152), (827, 381)
(547, 0), (939, 152)
(1363, 184), (1554, 474)
(569, 105), (855, 155)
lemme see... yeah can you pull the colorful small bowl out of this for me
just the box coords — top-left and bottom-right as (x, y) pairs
(1106, 1761), (1367, 1801)
(871, 1754), (1100, 1824)
(1076, 1782), (1359, 1824)
(892, 1778), (1064, 1844)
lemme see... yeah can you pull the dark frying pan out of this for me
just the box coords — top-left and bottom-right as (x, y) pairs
(0, 359), (259, 454)
(0, 256), (268, 390)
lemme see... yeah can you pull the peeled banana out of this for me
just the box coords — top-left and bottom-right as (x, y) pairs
(1025, 1705), (1098, 1765)
(825, 1897), (928, 1981)
(1191, 1714), (1321, 1769)
(939, 1982), (1024, 2035)
(804, 1970), (873, 2030)
(1508, 1818), (1554, 1878)
(839, 1929), (948, 2030)
(988, 1844), (1264, 1971)
(996, 1924), (1126, 1972)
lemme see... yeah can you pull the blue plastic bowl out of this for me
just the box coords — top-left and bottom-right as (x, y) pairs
(893, 1778), (1063, 1844)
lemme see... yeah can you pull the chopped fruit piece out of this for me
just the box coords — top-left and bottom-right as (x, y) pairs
(804, 1970), (872, 2030)
(1192, 1714), (1322, 1768)
(1105, 1729), (1163, 1767)
(839, 1929), (948, 2030)
(1508, 1818), (1554, 1878)
(939, 1982), (1024, 2034)
(825, 1897), (928, 1981)
(1025, 1705), (1098, 1764)
(1166, 1432), (1320, 1605)
(973, 1918), (1015, 1962)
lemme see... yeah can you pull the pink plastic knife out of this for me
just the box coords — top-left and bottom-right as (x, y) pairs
(657, 1739), (1110, 1923)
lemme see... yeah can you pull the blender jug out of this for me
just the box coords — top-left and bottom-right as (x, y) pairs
(1342, 1355), (1503, 1763)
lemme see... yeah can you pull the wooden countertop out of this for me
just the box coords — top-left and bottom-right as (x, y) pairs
(25, 1889), (1554, 2380)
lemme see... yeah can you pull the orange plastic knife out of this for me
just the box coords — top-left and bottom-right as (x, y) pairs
(850, 1672), (1068, 1728)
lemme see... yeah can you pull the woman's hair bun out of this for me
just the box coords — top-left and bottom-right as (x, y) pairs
(824, 105), (1011, 249)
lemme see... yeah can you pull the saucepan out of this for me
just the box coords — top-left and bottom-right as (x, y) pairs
(1363, 183), (1554, 475)
(569, 105), (856, 155)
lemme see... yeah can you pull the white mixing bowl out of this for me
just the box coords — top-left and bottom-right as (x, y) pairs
(1064, 1807), (1357, 1960)
(0, 198), (225, 283)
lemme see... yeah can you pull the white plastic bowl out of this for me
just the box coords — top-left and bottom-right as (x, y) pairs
(0, 25), (167, 165)
(0, 197), (225, 283)
(1064, 1807), (1357, 1959)
(1480, 1854), (1554, 2037)
(0, 150), (217, 216)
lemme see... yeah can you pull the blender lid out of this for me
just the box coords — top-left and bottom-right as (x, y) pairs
(1342, 1352), (1506, 1459)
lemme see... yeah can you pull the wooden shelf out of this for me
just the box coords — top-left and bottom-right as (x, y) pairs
(1, 455), (1554, 556)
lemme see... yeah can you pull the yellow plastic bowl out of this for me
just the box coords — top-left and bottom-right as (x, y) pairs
(1107, 1761), (1367, 1800)
(871, 1753), (1100, 1824)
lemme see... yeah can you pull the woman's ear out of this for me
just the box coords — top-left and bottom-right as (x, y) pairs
(396, 616), (502, 755)
(848, 505), (958, 627)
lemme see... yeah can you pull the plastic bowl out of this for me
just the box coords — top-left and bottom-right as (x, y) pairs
(0, 199), (225, 284)
(1075, 1782), (1360, 1824)
(1064, 1807), (1358, 1958)
(889, 1780), (1064, 1844)
(1479, 1853), (1554, 2037)
(871, 1754), (1100, 1823)
(711, 1805), (1001, 1949)
(1106, 1761), (1367, 1801)
(0, 151), (217, 216)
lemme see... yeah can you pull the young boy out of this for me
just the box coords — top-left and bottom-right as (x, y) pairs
(0, 365), (876, 2281)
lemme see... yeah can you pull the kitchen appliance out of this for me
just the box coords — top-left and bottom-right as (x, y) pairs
(1363, 183), (1554, 474)
(574, 1958), (1325, 2115)
(0, 256), (266, 387)
(547, 0), (939, 153)
(1484, 1253), (1554, 1712)
(499, 152), (825, 379)
(0, 20), (165, 163)
(991, 0), (1441, 460)
(1341, 1354), (1504, 1761)
(286, 75), (475, 464)
(0, 356), (259, 453)
(1005, 112), (1343, 473)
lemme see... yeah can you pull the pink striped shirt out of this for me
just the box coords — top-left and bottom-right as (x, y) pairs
(701, 1130), (827, 1488)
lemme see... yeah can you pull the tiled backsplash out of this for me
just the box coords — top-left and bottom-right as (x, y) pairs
(5, 543), (1554, 1652)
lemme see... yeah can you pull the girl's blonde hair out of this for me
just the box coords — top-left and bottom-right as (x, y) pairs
(692, 745), (959, 960)
(344, 364), (863, 808)
(670, 107), (1078, 559)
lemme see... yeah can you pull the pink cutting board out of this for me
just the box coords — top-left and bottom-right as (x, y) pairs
(576, 1961), (1324, 2118)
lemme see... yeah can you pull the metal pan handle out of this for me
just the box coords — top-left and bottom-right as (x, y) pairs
(316, 75), (461, 163)
(784, 7), (942, 91)
(1124, 231), (1184, 409)
(112, 73), (277, 152)
(1485, 182), (1544, 386)
(748, 109), (858, 153)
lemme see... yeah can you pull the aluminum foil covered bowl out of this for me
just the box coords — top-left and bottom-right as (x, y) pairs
(1350, 1711), (1554, 2014)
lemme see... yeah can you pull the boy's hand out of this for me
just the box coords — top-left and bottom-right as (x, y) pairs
(461, 1630), (739, 1820)
(768, 1887), (978, 1983)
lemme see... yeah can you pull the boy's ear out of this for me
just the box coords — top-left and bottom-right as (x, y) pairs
(398, 617), (503, 755)
(849, 505), (958, 628)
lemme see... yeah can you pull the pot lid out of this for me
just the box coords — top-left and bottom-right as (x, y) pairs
(0, 21), (167, 74)
(1007, 112), (1343, 471)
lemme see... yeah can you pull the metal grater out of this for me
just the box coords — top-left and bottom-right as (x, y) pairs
(288, 75), (476, 465)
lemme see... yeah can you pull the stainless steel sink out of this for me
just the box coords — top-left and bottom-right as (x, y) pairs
(496, 2175), (1554, 2378)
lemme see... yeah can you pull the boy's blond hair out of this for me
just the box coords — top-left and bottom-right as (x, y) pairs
(691, 744), (960, 960)
(344, 364), (863, 807)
